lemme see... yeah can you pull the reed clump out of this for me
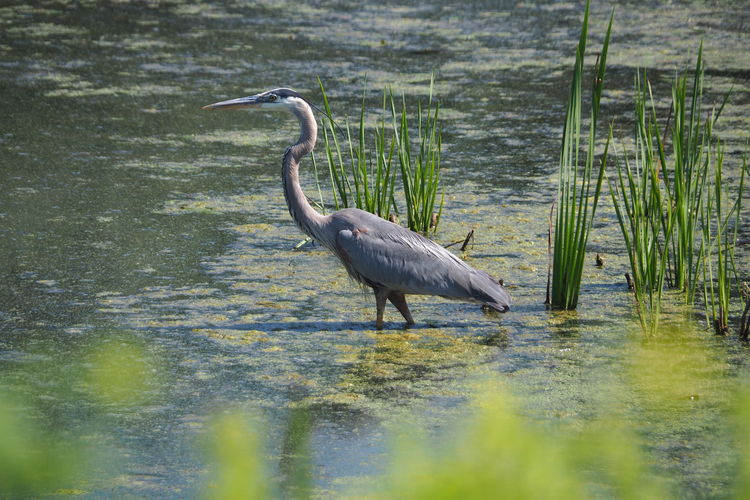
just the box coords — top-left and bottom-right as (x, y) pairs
(608, 41), (748, 336)
(608, 72), (675, 336)
(546, 6), (748, 336)
(549, 0), (613, 310)
(700, 143), (746, 335)
(317, 74), (443, 234)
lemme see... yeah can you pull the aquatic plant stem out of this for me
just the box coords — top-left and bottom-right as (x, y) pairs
(390, 72), (444, 233)
(550, 0), (613, 309)
(607, 72), (677, 336)
(317, 77), (441, 232)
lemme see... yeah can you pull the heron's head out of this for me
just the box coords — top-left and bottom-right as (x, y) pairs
(203, 88), (309, 113)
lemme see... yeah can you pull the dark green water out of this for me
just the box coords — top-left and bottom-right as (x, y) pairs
(1, 0), (750, 498)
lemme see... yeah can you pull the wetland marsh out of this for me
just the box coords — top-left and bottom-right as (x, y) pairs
(1, 0), (750, 498)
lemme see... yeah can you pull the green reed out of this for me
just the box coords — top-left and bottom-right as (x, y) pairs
(667, 41), (711, 301)
(701, 141), (746, 334)
(318, 78), (354, 212)
(735, 156), (750, 337)
(608, 73), (675, 336)
(665, 41), (735, 305)
(317, 77), (443, 233)
(608, 49), (746, 336)
(550, 0), (613, 309)
(390, 72), (444, 234)
(352, 82), (398, 220)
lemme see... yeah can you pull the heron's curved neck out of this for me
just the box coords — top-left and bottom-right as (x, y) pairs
(282, 102), (326, 240)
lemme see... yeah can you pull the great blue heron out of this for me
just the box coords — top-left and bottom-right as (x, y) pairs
(204, 88), (511, 329)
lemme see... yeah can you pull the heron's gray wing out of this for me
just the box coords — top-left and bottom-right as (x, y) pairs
(335, 226), (511, 312)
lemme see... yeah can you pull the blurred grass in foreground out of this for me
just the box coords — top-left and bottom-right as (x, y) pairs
(205, 413), (270, 500)
(0, 330), (747, 499)
(205, 332), (740, 500)
(0, 395), (82, 498)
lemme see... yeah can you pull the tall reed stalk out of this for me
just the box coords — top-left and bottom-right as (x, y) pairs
(608, 73), (675, 336)
(317, 76), (443, 233)
(549, 0), (613, 309)
(701, 139), (746, 334)
(667, 41), (710, 301)
(732, 154), (749, 330)
(665, 41), (734, 303)
(390, 72), (444, 234)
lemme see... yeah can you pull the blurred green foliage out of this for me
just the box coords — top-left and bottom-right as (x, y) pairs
(198, 331), (736, 500)
(86, 341), (160, 406)
(369, 392), (584, 500)
(0, 336), (160, 498)
(205, 413), (270, 500)
(0, 397), (73, 498)
(0, 330), (747, 499)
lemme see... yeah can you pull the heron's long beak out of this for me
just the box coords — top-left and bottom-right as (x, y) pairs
(203, 95), (262, 110)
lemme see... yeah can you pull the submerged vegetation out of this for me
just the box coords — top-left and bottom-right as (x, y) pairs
(316, 74), (443, 234)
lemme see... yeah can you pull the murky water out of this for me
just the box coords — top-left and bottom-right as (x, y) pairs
(2, 0), (749, 498)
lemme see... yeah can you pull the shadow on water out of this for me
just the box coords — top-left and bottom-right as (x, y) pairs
(206, 319), (511, 334)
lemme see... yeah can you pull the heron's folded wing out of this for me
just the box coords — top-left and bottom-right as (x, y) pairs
(335, 228), (473, 296)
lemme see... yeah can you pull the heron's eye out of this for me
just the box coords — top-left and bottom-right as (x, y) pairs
(269, 94), (277, 101)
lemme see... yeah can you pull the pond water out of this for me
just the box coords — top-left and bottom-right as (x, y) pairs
(2, 0), (750, 498)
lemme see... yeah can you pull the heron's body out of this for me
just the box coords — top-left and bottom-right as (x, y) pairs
(205, 88), (511, 328)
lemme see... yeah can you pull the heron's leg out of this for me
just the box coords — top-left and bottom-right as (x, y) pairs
(373, 287), (388, 330)
(387, 291), (415, 325)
